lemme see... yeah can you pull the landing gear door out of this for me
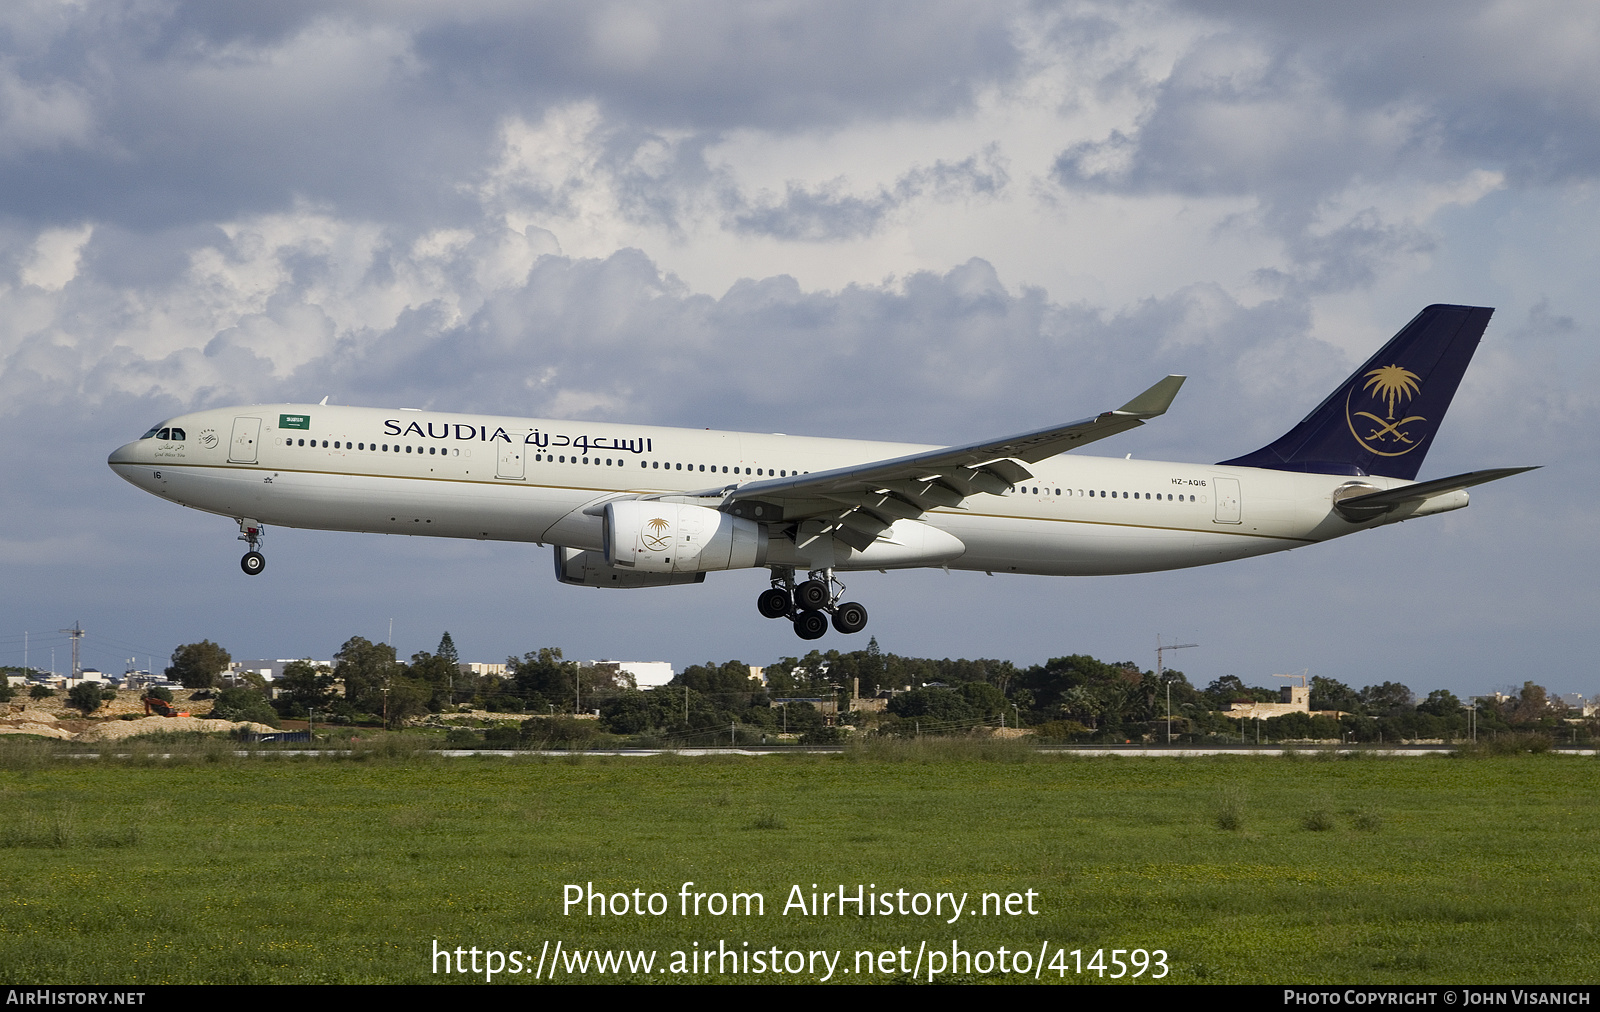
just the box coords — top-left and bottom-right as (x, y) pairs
(1212, 476), (1241, 524)
(229, 417), (261, 464)
(496, 436), (525, 479)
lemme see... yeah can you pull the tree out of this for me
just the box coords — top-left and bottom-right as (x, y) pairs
(1511, 681), (1554, 725)
(1418, 689), (1462, 718)
(277, 660), (335, 710)
(29, 685), (54, 700)
(67, 681), (104, 714)
(436, 631), (459, 665)
(508, 648), (577, 710)
(960, 681), (1006, 717)
(1203, 675), (1275, 710)
(334, 637), (398, 715)
(888, 687), (976, 724)
(166, 641), (232, 689)
(678, 660), (759, 695)
(407, 651), (460, 711)
(1359, 681), (1414, 715)
(1310, 676), (1362, 714)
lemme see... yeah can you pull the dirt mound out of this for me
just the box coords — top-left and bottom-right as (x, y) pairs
(0, 715), (74, 741)
(74, 717), (278, 742)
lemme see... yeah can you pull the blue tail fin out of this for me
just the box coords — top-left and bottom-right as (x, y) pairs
(1218, 304), (1493, 480)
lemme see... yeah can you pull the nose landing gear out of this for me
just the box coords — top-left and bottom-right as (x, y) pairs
(237, 518), (266, 576)
(754, 568), (869, 639)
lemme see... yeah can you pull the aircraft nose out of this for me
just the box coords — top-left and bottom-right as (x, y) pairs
(107, 441), (140, 467)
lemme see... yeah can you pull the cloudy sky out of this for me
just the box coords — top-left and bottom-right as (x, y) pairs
(1, 1), (1594, 699)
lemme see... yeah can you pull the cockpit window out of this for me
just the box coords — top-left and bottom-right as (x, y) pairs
(141, 425), (162, 439)
(168, 428), (185, 441)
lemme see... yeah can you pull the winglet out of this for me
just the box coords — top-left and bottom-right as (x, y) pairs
(1114, 375), (1186, 418)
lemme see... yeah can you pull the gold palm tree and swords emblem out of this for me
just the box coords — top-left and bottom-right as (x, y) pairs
(642, 516), (672, 551)
(1346, 364), (1425, 456)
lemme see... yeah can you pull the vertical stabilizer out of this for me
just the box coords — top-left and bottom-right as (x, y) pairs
(1218, 305), (1493, 480)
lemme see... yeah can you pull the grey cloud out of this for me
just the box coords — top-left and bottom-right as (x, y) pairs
(1063, 1), (1600, 200)
(727, 148), (1010, 241)
(0, 2), (1023, 230)
(0, 211), (1326, 461)
(413, 2), (1020, 131)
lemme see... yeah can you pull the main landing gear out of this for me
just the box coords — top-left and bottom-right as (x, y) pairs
(756, 568), (868, 639)
(237, 518), (266, 576)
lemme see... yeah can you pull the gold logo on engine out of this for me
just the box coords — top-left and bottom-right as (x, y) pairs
(642, 516), (672, 551)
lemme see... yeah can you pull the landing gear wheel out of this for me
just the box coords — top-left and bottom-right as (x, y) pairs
(831, 601), (868, 634)
(757, 587), (791, 619)
(241, 551), (266, 576)
(793, 610), (829, 640)
(794, 579), (830, 611)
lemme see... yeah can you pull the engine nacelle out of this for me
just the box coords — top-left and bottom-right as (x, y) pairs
(554, 547), (706, 588)
(604, 501), (766, 573)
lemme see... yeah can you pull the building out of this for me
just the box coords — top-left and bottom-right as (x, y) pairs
(1223, 682), (1324, 721)
(233, 659), (333, 682)
(580, 660), (675, 689)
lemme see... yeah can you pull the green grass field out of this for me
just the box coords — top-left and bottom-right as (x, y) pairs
(0, 738), (1595, 984)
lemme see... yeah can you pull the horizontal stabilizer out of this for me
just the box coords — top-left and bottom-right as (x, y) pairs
(1334, 466), (1537, 521)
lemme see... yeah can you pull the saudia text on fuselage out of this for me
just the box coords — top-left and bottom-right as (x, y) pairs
(372, 417), (654, 455)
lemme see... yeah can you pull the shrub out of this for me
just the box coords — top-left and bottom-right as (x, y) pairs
(67, 682), (104, 714)
(1302, 808), (1336, 831)
(208, 688), (280, 727)
(1214, 786), (1246, 831)
(483, 725), (520, 748)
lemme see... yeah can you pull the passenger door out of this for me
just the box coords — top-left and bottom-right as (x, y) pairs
(496, 436), (526, 479)
(229, 417), (261, 464)
(1212, 476), (1241, 524)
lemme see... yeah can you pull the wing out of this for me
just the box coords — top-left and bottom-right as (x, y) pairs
(1333, 466), (1538, 521)
(675, 375), (1185, 551)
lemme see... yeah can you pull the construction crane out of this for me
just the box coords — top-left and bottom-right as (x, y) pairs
(1156, 635), (1199, 744)
(1155, 634), (1198, 678)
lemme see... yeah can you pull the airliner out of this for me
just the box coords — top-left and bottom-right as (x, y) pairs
(108, 304), (1531, 639)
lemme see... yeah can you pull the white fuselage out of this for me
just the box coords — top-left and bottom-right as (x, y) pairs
(108, 403), (1462, 577)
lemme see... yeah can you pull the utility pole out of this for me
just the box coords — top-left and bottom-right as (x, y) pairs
(1156, 635), (1198, 744)
(60, 622), (85, 681)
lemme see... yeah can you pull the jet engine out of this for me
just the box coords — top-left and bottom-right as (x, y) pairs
(604, 501), (767, 573)
(554, 547), (705, 588)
